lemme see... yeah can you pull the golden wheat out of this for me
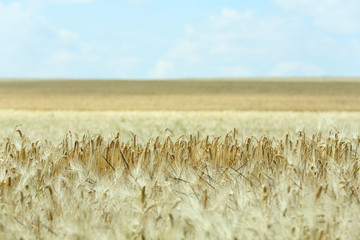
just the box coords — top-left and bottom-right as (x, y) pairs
(0, 127), (359, 239)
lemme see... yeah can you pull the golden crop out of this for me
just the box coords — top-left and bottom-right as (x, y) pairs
(1, 78), (360, 239)
(1, 127), (359, 239)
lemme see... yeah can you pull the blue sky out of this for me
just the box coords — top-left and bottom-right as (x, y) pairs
(0, 0), (359, 79)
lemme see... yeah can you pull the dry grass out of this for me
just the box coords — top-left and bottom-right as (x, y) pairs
(1, 127), (360, 239)
(1, 80), (360, 111)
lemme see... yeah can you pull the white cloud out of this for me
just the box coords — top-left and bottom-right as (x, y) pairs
(220, 8), (242, 18)
(125, 0), (152, 5)
(274, 0), (360, 34)
(207, 8), (254, 30)
(58, 30), (79, 41)
(150, 6), (360, 78)
(0, 0), (142, 78)
(0, 1), (39, 37)
(0, 1), (49, 75)
(48, 50), (74, 63)
(106, 56), (142, 76)
(166, 41), (205, 64)
(148, 60), (173, 78)
(221, 65), (252, 77)
(1, 1), (360, 78)
(150, 8), (302, 77)
(49, 0), (96, 5)
(269, 61), (324, 76)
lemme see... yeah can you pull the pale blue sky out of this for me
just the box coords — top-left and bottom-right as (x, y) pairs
(0, 0), (359, 79)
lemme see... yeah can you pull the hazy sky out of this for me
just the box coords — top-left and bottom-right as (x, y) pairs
(0, 0), (359, 79)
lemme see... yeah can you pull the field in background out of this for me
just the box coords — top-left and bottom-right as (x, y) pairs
(1, 79), (360, 239)
(1, 79), (360, 111)
(1, 110), (360, 142)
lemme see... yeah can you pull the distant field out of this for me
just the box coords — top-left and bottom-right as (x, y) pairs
(1, 110), (360, 142)
(1, 79), (360, 111)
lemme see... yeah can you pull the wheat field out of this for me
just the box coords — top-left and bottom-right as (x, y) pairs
(1, 125), (360, 239)
(1, 111), (360, 239)
(1, 80), (360, 111)
(1, 80), (360, 239)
